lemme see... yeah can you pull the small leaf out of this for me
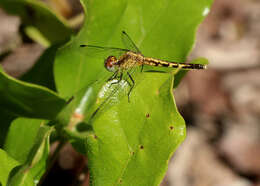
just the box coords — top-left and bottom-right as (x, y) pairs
(4, 118), (44, 163)
(7, 124), (53, 186)
(0, 149), (20, 186)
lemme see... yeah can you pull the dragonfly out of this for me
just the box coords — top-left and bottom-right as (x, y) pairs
(80, 31), (206, 102)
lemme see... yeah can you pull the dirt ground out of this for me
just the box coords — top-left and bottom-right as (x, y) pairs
(1, 0), (259, 186)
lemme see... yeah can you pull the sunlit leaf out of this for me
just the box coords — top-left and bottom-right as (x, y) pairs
(53, 0), (212, 185)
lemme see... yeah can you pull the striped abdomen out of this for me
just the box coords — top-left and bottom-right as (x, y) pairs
(143, 57), (206, 70)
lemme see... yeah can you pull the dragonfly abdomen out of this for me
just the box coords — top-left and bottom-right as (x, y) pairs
(143, 57), (206, 70)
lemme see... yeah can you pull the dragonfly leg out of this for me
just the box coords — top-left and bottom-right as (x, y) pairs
(66, 96), (74, 105)
(119, 72), (123, 81)
(127, 72), (135, 103)
(141, 64), (144, 72)
(107, 70), (118, 81)
(108, 71), (123, 88)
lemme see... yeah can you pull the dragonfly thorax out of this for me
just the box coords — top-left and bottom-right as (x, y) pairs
(104, 56), (118, 72)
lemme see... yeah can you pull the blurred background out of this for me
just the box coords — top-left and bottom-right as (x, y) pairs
(0, 0), (260, 186)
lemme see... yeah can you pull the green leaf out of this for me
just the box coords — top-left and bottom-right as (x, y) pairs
(7, 124), (53, 186)
(0, 66), (66, 119)
(54, 0), (212, 185)
(0, 149), (20, 186)
(0, 0), (73, 46)
(4, 118), (44, 163)
(85, 73), (186, 186)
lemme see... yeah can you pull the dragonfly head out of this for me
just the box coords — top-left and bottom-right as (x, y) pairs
(104, 56), (118, 72)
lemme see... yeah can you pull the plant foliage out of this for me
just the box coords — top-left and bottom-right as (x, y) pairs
(0, 0), (212, 185)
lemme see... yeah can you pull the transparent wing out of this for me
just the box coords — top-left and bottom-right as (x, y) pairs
(121, 31), (142, 54)
(69, 70), (136, 123)
(80, 44), (129, 59)
(78, 39), (143, 121)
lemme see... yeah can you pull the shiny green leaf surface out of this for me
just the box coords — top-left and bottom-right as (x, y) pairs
(0, 66), (66, 119)
(86, 73), (185, 186)
(54, 0), (212, 185)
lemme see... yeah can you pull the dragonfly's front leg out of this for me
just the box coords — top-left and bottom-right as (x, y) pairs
(107, 70), (118, 81)
(126, 72), (135, 103)
(108, 70), (123, 88)
(141, 64), (144, 72)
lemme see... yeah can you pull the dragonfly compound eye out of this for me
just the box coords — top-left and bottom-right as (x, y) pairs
(104, 56), (117, 72)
